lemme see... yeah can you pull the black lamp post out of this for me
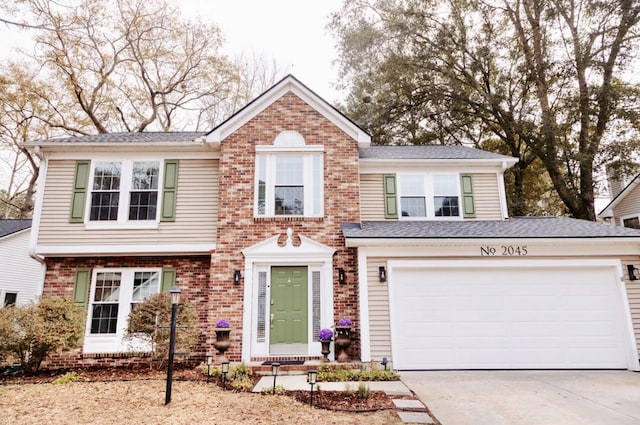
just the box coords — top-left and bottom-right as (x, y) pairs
(271, 362), (280, 394)
(164, 285), (181, 405)
(381, 357), (388, 371)
(221, 360), (230, 390)
(206, 355), (213, 383)
(308, 369), (318, 407)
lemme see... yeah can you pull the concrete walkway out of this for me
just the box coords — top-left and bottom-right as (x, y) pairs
(253, 375), (434, 423)
(402, 370), (640, 425)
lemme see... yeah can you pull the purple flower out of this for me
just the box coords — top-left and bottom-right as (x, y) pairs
(215, 319), (230, 328)
(337, 317), (352, 327)
(318, 328), (333, 341)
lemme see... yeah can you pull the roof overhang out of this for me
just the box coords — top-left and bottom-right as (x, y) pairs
(599, 173), (640, 218)
(206, 75), (371, 148)
(359, 158), (518, 172)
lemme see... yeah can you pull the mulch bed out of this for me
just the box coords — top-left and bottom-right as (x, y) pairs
(1, 365), (398, 413)
(288, 389), (395, 412)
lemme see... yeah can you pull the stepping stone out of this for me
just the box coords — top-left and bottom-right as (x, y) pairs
(397, 411), (434, 424)
(393, 399), (425, 410)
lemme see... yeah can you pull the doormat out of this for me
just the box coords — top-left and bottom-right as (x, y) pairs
(261, 360), (304, 366)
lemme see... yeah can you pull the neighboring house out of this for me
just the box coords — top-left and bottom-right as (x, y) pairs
(599, 173), (640, 229)
(0, 219), (44, 307)
(27, 75), (640, 371)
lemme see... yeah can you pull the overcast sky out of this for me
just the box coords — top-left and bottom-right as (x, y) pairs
(179, 0), (345, 103)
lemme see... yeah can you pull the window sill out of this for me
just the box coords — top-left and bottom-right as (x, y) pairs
(254, 216), (324, 222)
(84, 221), (159, 231)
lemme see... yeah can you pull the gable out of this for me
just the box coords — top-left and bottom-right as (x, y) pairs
(205, 75), (370, 147)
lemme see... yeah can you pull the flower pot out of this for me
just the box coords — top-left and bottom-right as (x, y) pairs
(214, 328), (231, 362)
(320, 339), (332, 361)
(334, 326), (351, 362)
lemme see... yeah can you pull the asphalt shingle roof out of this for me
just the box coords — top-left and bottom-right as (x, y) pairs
(0, 219), (32, 238)
(342, 217), (640, 239)
(359, 145), (514, 161)
(34, 132), (205, 144)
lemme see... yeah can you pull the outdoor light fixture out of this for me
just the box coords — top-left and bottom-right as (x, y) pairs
(206, 355), (213, 383)
(165, 285), (181, 405)
(221, 360), (230, 390)
(308, 369), (318, 407)
(272, 362), (280, 394)
(233, 270), (241, 285)
(628, 265), (640, 281)
(379, 266), (387, 283)
(381, 357), (388, 371)
(338, 268), (346, 285)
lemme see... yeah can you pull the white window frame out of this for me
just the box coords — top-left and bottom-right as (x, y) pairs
(398, 173), (462, 220)
(254, 146), (324, 218)
(83, 268), (161, 354)
(85, 159), (163, 229)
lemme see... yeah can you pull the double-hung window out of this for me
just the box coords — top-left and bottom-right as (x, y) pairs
(255, 152), (323, 217)
(89, 160), (160, 225)
(399, 174), (461, 219)
(85, 269), (160, 353)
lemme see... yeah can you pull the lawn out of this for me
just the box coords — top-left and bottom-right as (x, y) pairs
(0, 379), (401, 424)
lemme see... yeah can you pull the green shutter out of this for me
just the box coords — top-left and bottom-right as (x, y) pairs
(460, 174), (476, 218)
(73, 268), (91, 308)
(161, 268), (177, 293)
(160, 160), (179, 222)
(70, 161), (90, 223)
(383, 174), (398, 219)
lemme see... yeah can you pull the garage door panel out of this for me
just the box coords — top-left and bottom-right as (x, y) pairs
(391, 264), (630, 370)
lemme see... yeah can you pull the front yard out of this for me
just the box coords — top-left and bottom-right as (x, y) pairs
(0, 378), (400, 424)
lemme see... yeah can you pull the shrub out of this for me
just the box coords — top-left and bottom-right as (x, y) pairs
(230, 376), (253, 392)
(228, 362), (253, 380)
(261, 385), (286, 395)
(357, 381), (371, 399)
(53, 371), (82, 385)
(317, 363), (400, 382)
(125, 293), (198, 370)
(0, 297), (84, 375)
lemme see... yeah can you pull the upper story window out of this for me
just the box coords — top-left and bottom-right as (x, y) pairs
(399, 174), (461, 219)
(254, 131), (323, 218)
(623, 216), (640, 229)
(89, 160), (161, 224)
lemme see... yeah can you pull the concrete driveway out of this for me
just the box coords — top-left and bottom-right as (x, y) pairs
(401, 370), (640, 425)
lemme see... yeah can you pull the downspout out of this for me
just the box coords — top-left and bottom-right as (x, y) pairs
(28, 145), (47, 297)
(497, 161), (510, 220)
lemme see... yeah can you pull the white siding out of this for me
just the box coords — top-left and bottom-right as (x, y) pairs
(359, 173), (503, 221)
(37, 159), (219, 247)
(367, 258), (392, 361)
(613, 187), (640, 223)
(360, 174), (386, 220)
(471, 173), (502, 220)
(624, 259), (640, 357)
(0, 229), (44, 306)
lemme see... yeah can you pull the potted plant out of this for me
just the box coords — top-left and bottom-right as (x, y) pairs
(334, 317), (352, 362)
(318, 328), (333, 361)
(214, 319), (231, 362)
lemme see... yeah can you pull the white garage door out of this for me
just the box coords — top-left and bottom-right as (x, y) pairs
(390, 261), (633, 370)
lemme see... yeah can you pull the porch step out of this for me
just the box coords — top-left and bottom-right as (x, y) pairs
(248, 357), (323, 375)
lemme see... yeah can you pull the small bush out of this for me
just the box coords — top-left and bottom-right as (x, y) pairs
(344, 382), (355, 394)
(357, 381), (371, 399)
(202, 365), (222, 378)
(0, 297), (84, 375)
(230, 376), (253, 392)
(53, 371), (82, 385)
(317, 363), (400, 382)
(228, 362), (253, 380)
(261, 385), (286, 395)
(125, 293), (198, 370)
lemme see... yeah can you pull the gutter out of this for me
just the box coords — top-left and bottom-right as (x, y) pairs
(28, 145), (47, 297)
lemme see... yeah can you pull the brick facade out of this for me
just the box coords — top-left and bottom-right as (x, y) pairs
(209, 92), (362, 361)
(43, 255), (210, 368)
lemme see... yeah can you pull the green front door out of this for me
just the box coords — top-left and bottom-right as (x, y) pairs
(270, 266), (308, 354)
